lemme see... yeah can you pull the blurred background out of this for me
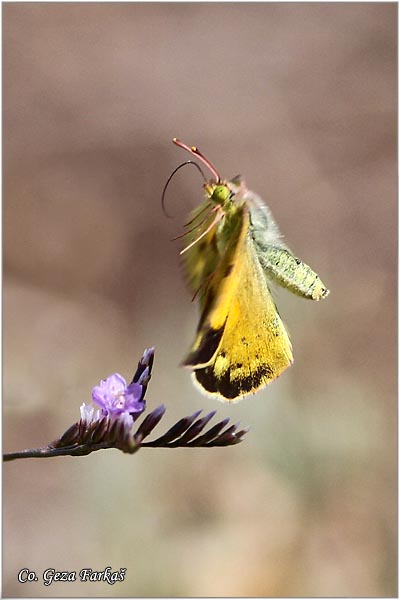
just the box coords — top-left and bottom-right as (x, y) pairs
(3, 3), (397, 597)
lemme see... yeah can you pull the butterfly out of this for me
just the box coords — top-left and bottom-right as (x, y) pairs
(169, 138), (329, 402)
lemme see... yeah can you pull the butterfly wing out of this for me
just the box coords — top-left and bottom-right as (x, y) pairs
(181, 200), (221, 304)
(183, 209), (293, 402)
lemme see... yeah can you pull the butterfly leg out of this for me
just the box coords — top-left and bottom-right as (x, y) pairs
(180, 208), (223, 255)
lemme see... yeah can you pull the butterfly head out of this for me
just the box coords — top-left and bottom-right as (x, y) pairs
(204, 181), (231, 207)
(205, 174), (248, 209)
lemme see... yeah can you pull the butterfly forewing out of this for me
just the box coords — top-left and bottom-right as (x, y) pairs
(181, 200), (221, 305)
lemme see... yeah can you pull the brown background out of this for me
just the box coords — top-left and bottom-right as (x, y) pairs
(3, 3), (397, 597)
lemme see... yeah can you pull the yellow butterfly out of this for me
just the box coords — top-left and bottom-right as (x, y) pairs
(170, 138), (329, 402)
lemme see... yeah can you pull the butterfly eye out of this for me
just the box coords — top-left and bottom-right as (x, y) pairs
(211, 184), (230, 205)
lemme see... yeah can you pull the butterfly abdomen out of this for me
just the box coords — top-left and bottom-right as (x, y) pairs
(258, 246), (329, 301)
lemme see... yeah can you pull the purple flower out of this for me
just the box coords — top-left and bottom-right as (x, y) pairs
(92, 373), (145, 420)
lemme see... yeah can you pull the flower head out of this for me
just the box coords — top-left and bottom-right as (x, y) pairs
(72, 349), (155, 449)
(92, 373), (145, 419)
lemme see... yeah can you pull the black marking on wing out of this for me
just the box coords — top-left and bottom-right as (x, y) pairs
(194, 363), (275, 400)
(182, 325), (225, 367)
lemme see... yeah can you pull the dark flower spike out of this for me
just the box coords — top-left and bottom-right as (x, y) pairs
(134, 404), (167, 442)
(145, 410), (204, 447)
(140, 411), (247, 449)
(131, 346), (154, 401)
(3, 348), (249, 462)
(169, 411), (217, 447)
(186, 417), (231, 446)
(193, 423), (248, 447)
(206, 423), (242, 446)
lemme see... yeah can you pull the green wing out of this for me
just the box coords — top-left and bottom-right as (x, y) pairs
(181, 200), (220, 307)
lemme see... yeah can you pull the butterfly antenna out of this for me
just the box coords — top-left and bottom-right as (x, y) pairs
(161, 160), (207, 218)
(173, 138), (221, 183)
